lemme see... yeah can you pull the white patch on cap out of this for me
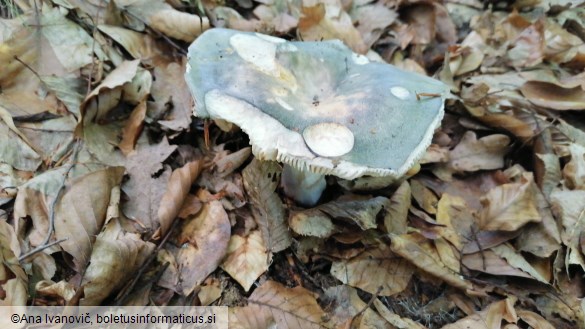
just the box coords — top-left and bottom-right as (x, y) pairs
(390, 86), (410, 100)
(230, 34), (278, 76)
(303, 123), (354, 157)
(275, 97), (294, 111)
(352, 53), (369, 65)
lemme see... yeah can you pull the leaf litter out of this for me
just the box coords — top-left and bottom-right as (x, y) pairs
(1, 0), (585, 328)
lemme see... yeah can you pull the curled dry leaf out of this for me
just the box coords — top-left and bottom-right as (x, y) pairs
(330, 246), (414, 296)
(229, 280), (330, 329)
(156, 160), (203, 238)
(521, 81), (585, 110)
(350, 2), (397, 49)
(118, 100), (147, 155)
(176, 199), (230, 296)
(479, 173), (541, 231)
(79, 60), (140, 126)
(221, 230), (269, 292)
(80, 220), (155, 305)
(118, 0), (209, 42)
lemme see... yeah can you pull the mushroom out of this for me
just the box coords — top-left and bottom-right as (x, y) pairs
(185, 28), (450, 206)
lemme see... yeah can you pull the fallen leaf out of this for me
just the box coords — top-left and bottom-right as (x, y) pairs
(80, 220), (155, 305)
(390, 233), (472, 291)
(177, 199), (230, 296)
(242, 159), (291, 253)
(448, 131), (511, 173)
(157, 160), (203, 238)
(330, 246), (414, 296)
(298, 2), (367, 54)
(221, 230), (269, 292)
(229, 280), (329, 329)
(118, 100), (147, 155)
(122, 137), (176, 233)
(289, 208), (336, 238)
(479, 173), (541, 231)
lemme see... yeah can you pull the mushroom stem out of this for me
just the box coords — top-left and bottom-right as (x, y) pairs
(282, 164), (326, 206)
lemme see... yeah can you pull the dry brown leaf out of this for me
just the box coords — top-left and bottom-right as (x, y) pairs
(80, 219), (155, 305)
(289, 208), (336, 238)
(253, 0), (301, 33)
(562, 143), (585, 189)
(177, 199), (230, 296)
(298, 2), (367, 54)
(229, 280), (330, 329)
(0, 108), (41, 172)
(156, 160), (203, 238)
(517, 309), (555, 329)
(318, 196), (389, 230)
(36, 280), (76, 302)
(80, 60), (140, 126)
(436, 193), (474, 250)
(449, 131), (511, 173)
(479, 173), (541, 231)
(516, 181), (561, 258)
(118, 100), (147, 155)
(242, 159), (291, 253)
(14, 164), (125, 270)
(390, 233), (472, 291)
(383, 181), (411, 235)
(507, 18), (545, 68)
(121, 137), (176, 232)
(521, 81), (585, 110)
(221, 230), (269, 292)
(411, 178), (438, 215)
(322, 285), (387, 328)
(373, 298), (426, 329)
(120, 0), (209, 42)
(151, 60), (193, 131)
(442, 296), (518, 329)
(97, 25), (162, 61)
(350, 2), (397, 49)
(550, 189), (585, 270)
(330, 246), (414, 296)
(0, 220), (27, 306)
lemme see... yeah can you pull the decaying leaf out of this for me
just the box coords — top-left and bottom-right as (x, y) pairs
(157, 160), (203, 238)
(176, 199), (230, 296)
(80, 220), (155, 305)
(229, 280), (330, 329)
(221, 230), (269, 291)
(479, 173), (541, 231)
(331, 245), (414, 296)
(390, 233), (472, 291)
(242, 159), (291, 253)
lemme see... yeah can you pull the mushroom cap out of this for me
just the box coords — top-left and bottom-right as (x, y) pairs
(185, 28), (449, 180)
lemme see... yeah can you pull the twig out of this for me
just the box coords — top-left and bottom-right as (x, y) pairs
(351, 286), (383, 323)
(18, 140), (81, 262)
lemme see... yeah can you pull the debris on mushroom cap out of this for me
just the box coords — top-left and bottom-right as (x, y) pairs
(185, 28), (450, 180)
